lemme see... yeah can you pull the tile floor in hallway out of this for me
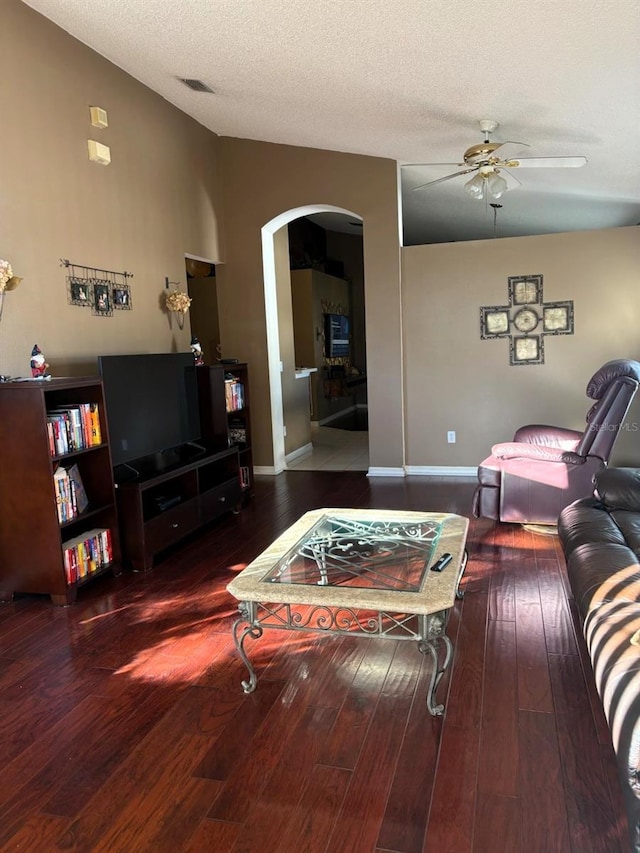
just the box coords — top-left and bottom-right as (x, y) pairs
(285, 423), (369, 471)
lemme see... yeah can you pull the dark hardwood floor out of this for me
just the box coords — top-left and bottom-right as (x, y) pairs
(0, 472), (628, 852)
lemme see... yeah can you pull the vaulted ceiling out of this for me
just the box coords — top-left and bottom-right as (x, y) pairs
(24, 0), (640, 244)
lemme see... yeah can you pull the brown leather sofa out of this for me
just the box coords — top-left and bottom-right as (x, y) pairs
(559, 467), (640, 851)
(474, 359), (640, 525)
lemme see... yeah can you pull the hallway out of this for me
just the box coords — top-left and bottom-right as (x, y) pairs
(286, 423), (369, 471)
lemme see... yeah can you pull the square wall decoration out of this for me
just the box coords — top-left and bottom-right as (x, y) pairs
(510, 335), (544, 366)
(480, 274), (574, 365)
(480, 307), (510, 339)
(543, 302), (574, 335)
(508, 275), (542, 306)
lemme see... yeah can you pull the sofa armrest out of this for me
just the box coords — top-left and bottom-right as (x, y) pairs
(512, 424), (583, 450)
(491, 442), (584, 464)
(594, 467), (640, 510)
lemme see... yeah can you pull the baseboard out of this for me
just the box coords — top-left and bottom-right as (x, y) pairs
(404, 466), (478, 477)
(258, 463), (477, 478)
(253, 465), (279, 476)
(285, 443), (313, 464)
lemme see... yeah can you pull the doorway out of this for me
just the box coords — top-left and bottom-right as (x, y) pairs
(261, 204), (367, 475)
(184, 255), (219, 365)
(286, 214), (368, 471)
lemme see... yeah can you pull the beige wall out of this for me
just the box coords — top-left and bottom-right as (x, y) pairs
(402, 226), (640, 467)
(215, 137), (402, 469)
(0, 0), (223, 378)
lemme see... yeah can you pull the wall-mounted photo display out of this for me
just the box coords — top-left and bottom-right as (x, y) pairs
(62, 258), (133, 317)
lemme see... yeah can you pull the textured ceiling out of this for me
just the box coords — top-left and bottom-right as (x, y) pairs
(24, 0), (640, 244)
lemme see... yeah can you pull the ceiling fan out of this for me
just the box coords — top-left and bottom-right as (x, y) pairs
(406, 120), (587, 201)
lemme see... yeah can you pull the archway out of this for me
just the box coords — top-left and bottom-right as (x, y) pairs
(261, 204), (363, 473)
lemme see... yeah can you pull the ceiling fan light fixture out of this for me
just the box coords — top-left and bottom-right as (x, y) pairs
(486, 170), (507, 199)
(464, 173), (486, 200)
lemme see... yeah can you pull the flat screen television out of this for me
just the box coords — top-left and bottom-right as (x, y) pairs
(98, 352), (201, 469)
(324, 313), (350, 358)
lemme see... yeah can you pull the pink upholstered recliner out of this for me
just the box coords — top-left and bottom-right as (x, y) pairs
(473, 359), (640, 525)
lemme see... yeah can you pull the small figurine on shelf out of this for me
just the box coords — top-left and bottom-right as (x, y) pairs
(30, 344), (50, 378)
(190, 336), (205, 366)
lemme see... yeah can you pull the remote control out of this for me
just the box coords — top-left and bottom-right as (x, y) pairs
(430, 553), (452, 572)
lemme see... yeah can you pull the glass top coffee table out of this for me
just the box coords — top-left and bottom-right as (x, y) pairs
(226, 508), (469, 715)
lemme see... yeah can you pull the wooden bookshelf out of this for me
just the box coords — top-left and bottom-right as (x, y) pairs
(197, 363), (254, 498)
(0, 377), (121, 605)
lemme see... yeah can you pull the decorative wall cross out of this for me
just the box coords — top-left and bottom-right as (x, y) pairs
(480, 274), (574, 365)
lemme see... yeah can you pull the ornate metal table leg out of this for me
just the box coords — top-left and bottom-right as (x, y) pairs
(456, 550), (469, 599)
(419, 633), (453, 716)
(232, 602), (262, 693)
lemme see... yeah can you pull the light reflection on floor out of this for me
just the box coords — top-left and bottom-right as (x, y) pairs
(286, 424), (369, 472)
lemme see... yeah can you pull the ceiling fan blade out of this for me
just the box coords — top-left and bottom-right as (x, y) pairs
(506, 155), (588, 168)
(412, 167), (478, 191)
(488, 141), (530, 162)
(500, 169), (522, 189)
(402, 162), (464, 168)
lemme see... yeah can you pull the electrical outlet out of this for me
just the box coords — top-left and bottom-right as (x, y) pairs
(447, 431), (456, 444)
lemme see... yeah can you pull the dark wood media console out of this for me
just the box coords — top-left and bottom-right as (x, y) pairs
(115, 446), (241, 572)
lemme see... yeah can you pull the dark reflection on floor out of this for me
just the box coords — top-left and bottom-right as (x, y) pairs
(326, 408), (368, 431)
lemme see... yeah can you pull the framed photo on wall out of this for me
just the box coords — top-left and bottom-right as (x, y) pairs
(93, 281), (112, 316)
(113, 285), (132, 310)
(68, 277), (91, 307)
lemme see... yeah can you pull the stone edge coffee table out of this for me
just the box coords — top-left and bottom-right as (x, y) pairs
(226, 508), (469, 715)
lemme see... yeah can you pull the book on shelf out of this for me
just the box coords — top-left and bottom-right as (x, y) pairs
(46, 402), (102, 456)
(61, 527), (113, 584)
(240, 466), (251, 489)
(89, 402), (102, 444)
(67, 463), (89, 515)
(53, 465), (75, 524)
(224, 377), (245, 412)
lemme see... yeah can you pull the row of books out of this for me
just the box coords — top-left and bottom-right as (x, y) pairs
(62, 527), (113, 584)
(53, 463), (89, 524)
(47, 402), (102, 457)
(225, 378), (245, 413)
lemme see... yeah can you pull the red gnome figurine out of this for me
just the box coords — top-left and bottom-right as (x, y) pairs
(30, 344), (50, 378)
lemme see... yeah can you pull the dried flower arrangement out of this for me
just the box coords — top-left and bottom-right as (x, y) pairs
(165, 289), (192, 314)
(0, 259), (22, 292)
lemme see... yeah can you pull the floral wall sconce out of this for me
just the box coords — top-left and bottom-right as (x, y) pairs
(0, 258), (23, 324)
(164, 277), (192, 330)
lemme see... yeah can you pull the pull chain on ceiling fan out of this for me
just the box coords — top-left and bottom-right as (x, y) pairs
(405, 119), (588, 201)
